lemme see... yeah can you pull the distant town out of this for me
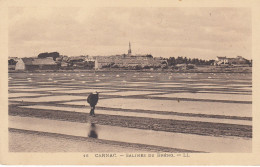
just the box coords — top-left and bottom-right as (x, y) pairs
(8, 42), (252, 72)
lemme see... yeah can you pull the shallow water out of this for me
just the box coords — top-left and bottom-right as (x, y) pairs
(8, 86), (32, 89)
(95, 98), (252, 117)
(20, 105), (252, 126)
(9, 130), (148, 152)
(11, 87), (74, 92)
(9, 93), (44, 98)
(9, 116), (251, 152)
(101, 91), (161, 96)
(8, 72), (252, 152)
(149, 92), (252, 102)
(12, 95), (86, 102)
(52, 89), (116, 94)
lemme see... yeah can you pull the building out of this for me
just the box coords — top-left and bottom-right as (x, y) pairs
(95, 54), (165, 69)
(94, 56), (113, 69)
(60, 62), (69, 69)
(15, 58), (25, 70)
(8, 58), (16, 70)
(214, 56), (229, 65)
(62, 55), (95, 69)
(22, 57), (58, 70)
(21, 58), (35, 70)
(175, 64), (187, 70)
(94, 42), (166, 69)
(214, 56), (249, 66)
(228, 56), (248, 65)
(8, 57), (20, 70)
(128, 42), (132, 56)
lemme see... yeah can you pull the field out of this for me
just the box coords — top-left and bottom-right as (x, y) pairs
(8, 71), (252, 152)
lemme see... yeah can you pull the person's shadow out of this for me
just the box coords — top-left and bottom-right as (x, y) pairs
(88, 123), (98, 139)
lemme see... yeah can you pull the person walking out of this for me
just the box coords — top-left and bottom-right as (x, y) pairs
(87, 91), (99, 116)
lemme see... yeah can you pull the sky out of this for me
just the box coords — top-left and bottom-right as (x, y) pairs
(8, 7), (251, 60)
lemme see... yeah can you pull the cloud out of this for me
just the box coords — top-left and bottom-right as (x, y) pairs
(8, 7), (251, 59)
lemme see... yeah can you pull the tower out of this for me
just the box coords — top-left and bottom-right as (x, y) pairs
(128, 41), (132, 56)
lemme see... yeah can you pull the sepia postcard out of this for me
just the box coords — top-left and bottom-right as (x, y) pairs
(0, 0), (260, 165)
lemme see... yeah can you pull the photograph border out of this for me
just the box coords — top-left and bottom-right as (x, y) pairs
(1, 0), (260, 165)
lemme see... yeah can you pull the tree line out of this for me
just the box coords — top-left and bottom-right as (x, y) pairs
(167, 56), (215, 66)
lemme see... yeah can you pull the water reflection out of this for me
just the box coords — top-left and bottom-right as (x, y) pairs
(88, 123), (98, 139)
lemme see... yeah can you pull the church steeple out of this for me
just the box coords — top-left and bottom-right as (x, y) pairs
(128, 41), (131, 56)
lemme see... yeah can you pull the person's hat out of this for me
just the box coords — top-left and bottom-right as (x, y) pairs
(92, 91), (98, 94)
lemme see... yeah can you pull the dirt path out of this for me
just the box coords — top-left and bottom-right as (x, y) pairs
(9, 106), (252, 138)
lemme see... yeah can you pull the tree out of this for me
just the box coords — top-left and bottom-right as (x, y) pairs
(188, 58), (191, 64)
(191, 58), (196, 64)
(176, 56), (184, 64)
(184, 57), (188, 64)
(8, 59), (17, 65)
(38, 52), (60, 61)
(167, 57), (176, 66)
